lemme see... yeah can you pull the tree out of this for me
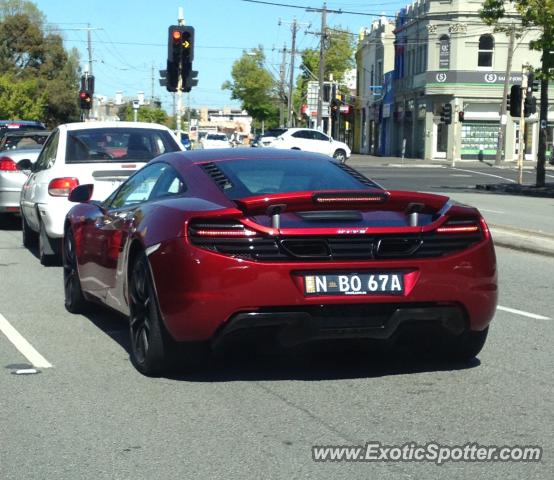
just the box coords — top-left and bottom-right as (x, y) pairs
(0, 0), (80, 125)
(481, 0), (554, 186)
(295, 27), (355, 125)
(118, 103), (168, 124)
(0, 75), (45, 119)
(222, 47), (279, 129)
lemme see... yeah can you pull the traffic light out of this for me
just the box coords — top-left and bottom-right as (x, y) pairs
(440, 103), (452, 125)
(458, 111), (465, 122)
(79, 90), (92, 110)
(527, 73), (539, 93)
(167, 25), (195, 92)
(330, 98), (340, 119)
(509, 84), (521, 117)
(524, 95), (537, 117)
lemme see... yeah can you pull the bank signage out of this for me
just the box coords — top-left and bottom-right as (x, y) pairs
(439, 39), (450, 69)
(426, 71), (523, 85)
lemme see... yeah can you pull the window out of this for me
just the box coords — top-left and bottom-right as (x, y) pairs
(33, 130), (59, 172)
(214, 159), (380, 199)
(292, 130), (310, 139)
(65, 127), (180, 163)
(478, 34), (494, 68)
(106, 163), (169, 209)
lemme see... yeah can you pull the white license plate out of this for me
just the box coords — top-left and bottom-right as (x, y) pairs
(304, 273), (404, 296)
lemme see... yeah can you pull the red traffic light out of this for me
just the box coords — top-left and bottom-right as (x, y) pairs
(171, 30), (181, 42)
(458, 111), (465, 122)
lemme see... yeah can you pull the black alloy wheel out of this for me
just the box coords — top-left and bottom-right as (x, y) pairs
(63, 227), (89, 313)
(129, 253), (173, 376)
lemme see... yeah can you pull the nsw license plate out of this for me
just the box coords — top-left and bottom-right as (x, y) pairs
(304, 273), (404, 296)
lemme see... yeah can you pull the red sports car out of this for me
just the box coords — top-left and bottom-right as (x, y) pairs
(63, 149), (497, 375)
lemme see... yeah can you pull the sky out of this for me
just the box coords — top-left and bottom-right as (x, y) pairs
(33, 0), (407, 112)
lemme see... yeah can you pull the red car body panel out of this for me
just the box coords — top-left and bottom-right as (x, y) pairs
(65, 149), (498, 346)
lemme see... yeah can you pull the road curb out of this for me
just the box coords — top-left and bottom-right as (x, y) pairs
(490, 225), (554, 257)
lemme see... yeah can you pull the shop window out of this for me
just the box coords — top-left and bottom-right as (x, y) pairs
(478, 34), (494, 68)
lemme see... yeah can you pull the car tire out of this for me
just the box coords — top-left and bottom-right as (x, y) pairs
(129, 253), (173, 376)
(38, 220), (59, 266)
(22, 214), (38, 248)
(333, 149), (347, 163)
(63, 227), (90, 314)
(440, 327), (489, 362)
(128, 252), (209, 376)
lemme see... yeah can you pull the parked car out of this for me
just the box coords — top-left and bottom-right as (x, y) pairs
(0, 131), (51, 218)
(200, 133), (231, 149)
(19, 121), (183, 264)
(63, 148), (497, 375)
(256, 128), (289, 147)
(268, 127), (351, 163)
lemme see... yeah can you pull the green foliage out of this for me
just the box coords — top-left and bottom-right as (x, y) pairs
(0, 0), (80, 125)
(295, 27), (355, 122)
(118, 104), (168, 124)
(480, 0), (554, 73)
(0, 75), (46, 119)
(222, 47), (279, 127)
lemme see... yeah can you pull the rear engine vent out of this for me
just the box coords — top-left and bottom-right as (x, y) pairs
(188, 219), (485, 261)
(336, 163), (380, 188)
(200, 162), (233, 190)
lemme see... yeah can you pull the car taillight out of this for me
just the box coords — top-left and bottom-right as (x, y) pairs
(189, 222), (257, 238)
(437, 218), (481, 234)
(48, 177), (79, 197)
(0, 156), (18, 172)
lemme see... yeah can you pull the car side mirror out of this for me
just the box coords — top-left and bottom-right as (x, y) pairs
(17, 159), (33, 171)
(68, 184), (94, 203)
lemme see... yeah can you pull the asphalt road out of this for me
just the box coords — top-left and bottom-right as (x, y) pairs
(1, 167), (553, 479)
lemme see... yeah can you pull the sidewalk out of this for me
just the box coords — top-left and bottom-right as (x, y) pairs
(348, 154), (554, 257)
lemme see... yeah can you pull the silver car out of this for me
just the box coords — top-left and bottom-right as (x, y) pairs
(0, 131), (50, 217)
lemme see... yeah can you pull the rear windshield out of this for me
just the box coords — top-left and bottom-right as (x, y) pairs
(0, 132), (49, 151)
(262, 128), (287, 138)
(212, 158), (379, 199)
(65, 127), (180, 163)
(207, 134), (228, 141)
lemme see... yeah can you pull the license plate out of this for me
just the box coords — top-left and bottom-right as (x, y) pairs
(304, 273), (404, 296)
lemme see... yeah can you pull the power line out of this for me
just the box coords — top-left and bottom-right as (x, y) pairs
(240, 0), (396, 18)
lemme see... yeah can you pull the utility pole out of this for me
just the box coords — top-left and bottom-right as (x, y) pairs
(279, 44), (287, 127)
(317, 4), (327, 131)
(151, 63), (155, 104)
(495, 25), (515, 165)
(517, 69), (528, 185)
(288, 18), (298, 127)
(87, 23), (93, 76)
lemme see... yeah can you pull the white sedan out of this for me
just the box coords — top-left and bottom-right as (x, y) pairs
(19, 121), (183, 265)
(200, 133), (231, 149)
(268, 128), (351, 163)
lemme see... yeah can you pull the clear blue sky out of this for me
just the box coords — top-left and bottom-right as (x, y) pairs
(33, 0), (406, 112)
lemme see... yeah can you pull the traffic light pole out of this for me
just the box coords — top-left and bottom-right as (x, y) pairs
(175, 9), (185, 143)
(495, 25), (515, 165)
(517, 70), (528, 185)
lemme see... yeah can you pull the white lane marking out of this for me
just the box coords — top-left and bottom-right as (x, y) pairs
(449, 167), (517, 183)
(497, 305), (551, 320)
(0, 313), (53, 368)
(449, 174), (472, 177)
(479, 208), (505, 214)
(546, 173), (554, 179)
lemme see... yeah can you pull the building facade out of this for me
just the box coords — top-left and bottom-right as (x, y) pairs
(357, 0), (551, 161)
(354, 18), (395, 154)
